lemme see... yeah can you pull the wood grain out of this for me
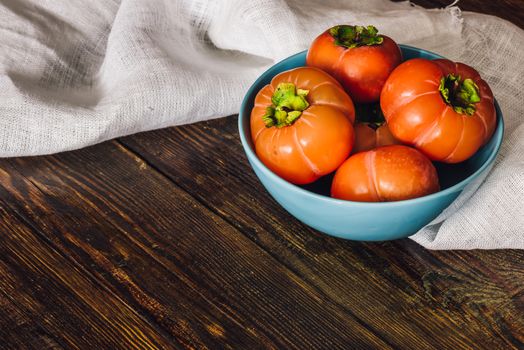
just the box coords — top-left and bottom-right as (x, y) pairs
(121, 117), (524, 350)
(0, 141), (393, 349)
(0, 281), (65, 350)
(0, 205), (175, 349)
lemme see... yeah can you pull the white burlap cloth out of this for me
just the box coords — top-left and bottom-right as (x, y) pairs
(1, 0), (522, 249)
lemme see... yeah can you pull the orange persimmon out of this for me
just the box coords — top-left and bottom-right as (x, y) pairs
(381, 58), (496, 163)
(331, 145), (439, 202)
(307, 25), (401, 103)
(250, 67), (355, 184)
(353, 122), (402, 154)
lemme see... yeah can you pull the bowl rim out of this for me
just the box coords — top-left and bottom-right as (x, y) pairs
(238, 45), (504, 208)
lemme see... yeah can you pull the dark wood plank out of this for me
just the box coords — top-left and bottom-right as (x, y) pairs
(120, 116), (524, 350)
(0, 206), (176, 349)
(406, 0), (524, 28)
(0, 283), (65, 350)
(0, 141), (393, 349)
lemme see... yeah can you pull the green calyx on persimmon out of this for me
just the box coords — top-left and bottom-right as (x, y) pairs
(262, 83), (310, 128)
(329, 25), (384, 49)
(439, 74), (481, 116)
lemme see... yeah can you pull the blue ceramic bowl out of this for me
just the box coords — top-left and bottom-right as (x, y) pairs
(238, 45), (504, 241)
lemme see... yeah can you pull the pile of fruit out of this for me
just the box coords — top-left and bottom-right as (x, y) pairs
(250, 25), (496, 202)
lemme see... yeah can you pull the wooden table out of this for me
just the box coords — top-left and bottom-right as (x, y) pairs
(1, 1), (523, 349)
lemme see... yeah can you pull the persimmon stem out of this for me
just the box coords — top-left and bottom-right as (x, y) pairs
(329, 25), (383, 48)
(439, 74), (480, 115)
(262, 83), (309, 128)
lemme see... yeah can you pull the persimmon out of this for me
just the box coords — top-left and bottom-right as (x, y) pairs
(250, 67), (355, 184)
(353, 122), (401, 154)
(307, 25), (401, 103)
(331, 145), (439, 202)
(381, 58), (496, 163)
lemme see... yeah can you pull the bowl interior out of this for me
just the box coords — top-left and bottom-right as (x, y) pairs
(240, 45), (503, 200)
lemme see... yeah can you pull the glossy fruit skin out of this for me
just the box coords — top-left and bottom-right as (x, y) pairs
(306, 31), (401, 103)
(352, 122), (402, 154)
(381, 58), (496, 163)
(331, 145), (439, 202)
(250, 67), (355, 185)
